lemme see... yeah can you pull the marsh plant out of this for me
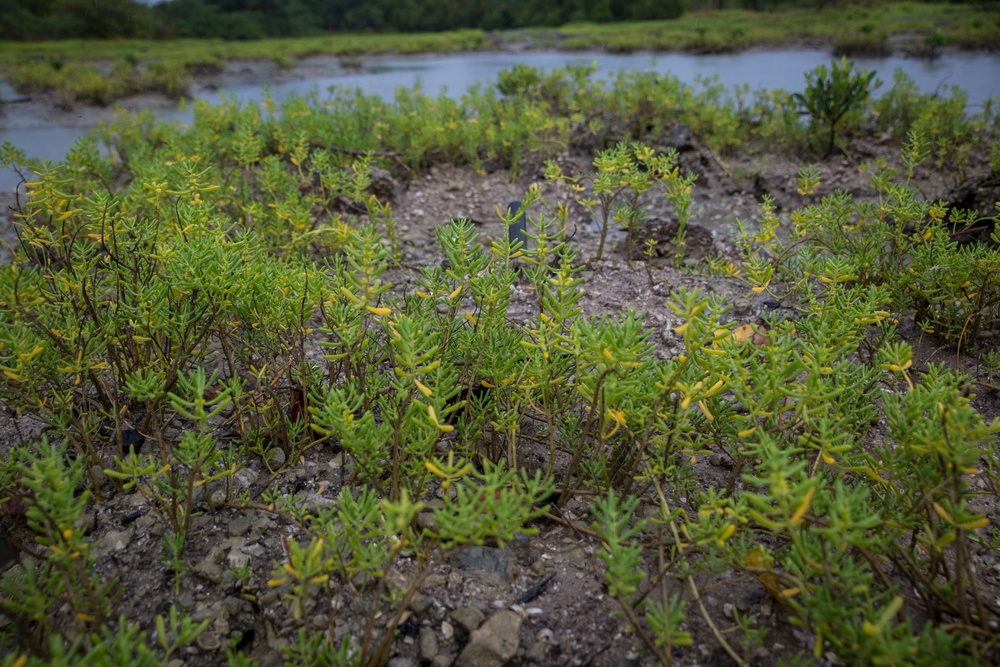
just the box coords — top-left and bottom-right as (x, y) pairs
(0, 62), (998, 666)
(543, 141), (696, 266)
(791, 57), (880, 157)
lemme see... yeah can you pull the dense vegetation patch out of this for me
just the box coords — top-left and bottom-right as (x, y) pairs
(0, 62), (999, 665)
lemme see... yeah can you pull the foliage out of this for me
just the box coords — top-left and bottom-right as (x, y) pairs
(1, 63), (999, 666)
(0, 0), (154, 41)
(544, 142), (696, 265)
(791, 57), (880, 157)
(554, 3), (1000, 53)
(877, 72), (999, 190)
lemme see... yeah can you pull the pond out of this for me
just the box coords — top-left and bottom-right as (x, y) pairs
(2, 48), (1000, 191)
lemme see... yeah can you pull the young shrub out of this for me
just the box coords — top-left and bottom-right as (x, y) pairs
(791, 57), (880, 157)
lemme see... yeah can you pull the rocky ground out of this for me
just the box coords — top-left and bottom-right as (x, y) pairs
(2, 110), (1000, 666)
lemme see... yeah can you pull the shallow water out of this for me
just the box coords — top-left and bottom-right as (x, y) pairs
(2, 49), (1000, 191)
(238, 50), (1000, 110)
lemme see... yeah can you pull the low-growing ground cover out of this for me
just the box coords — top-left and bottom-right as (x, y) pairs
(0, 62), (999, 666)
(1, 2), (996, 107)
(554, 1), (999, 54)
(0, 30), (491, 107)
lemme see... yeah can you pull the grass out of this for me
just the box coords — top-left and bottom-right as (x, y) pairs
(554, 2), (1000, 53)
(0, 30), (489, 105)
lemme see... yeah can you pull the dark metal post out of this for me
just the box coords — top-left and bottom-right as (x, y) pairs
(506, 200), (527, 251)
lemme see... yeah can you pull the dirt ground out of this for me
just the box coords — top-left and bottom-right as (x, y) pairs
(2, 102), (1000, 667)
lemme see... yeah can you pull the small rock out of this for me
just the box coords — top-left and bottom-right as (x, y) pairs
(667, 123), (694, 151)
(419, 627), (439, 660)
(761, 595), (774, 617)
(302, 493), (337, 511)
(422, 573), (448, 589)
(222, 595), (247, 615)
(369, 167), (399, 201)
(732, 298), (752, 315)
(258, 590), (280, 608)
(409, 592), (432, 615)
(100, 527), (134, 555)
(709, 454), (733, 469)
(196, 630), (222, 652)
(386, 657), (415, 667)
(416, 511), (439, 531)
(192, 546), (227, 585)
(452, 547), (512, 588)
(723, 602), (734, 620)
(431, 656), (451, 667)
(176, 590), (196, 610)
(234, 466), (258, 489)
(440, 620), (454, 640)
(455, 610), (523, 667)
(191, 602), (221, 623)
(228, 515), (253, 537)
(75, 510), (97, 535)
(526, 639), (551, 663)
(88, 465), (108, 488)
(265, 448), (286, 469)
(450, 606), (485, 634)
(213, 614), (230, 636)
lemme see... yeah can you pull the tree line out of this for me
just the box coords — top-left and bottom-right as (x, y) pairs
(0, 0), (970, 41)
